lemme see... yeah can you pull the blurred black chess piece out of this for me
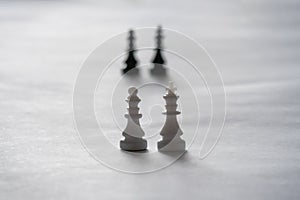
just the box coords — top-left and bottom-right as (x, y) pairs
(150, 26), (167, 76)
(122, 29), (139, 75)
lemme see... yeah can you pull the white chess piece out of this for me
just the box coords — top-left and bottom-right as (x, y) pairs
(158, 82), (186, 152)
(120, 87), (147, 151)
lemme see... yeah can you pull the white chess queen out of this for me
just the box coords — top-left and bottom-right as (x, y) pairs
(120, 87), (147, 151)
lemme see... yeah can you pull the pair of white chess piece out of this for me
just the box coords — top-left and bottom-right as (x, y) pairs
(120, 82), (186, 152)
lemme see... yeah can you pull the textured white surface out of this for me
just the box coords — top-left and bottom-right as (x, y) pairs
(1, 0), (300, 199)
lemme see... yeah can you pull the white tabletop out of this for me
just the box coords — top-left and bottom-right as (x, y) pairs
(1, 0), (299, 199)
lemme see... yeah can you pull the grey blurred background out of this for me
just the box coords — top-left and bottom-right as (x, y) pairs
(0, 0), (300, 199)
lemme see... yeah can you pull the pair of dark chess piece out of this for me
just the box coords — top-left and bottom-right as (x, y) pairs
(120, 82), (186, 152)
(122, 26), (167, 75)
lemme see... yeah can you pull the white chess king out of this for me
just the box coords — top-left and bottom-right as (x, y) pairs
(158, 82), (186, 152)
(120, 87), (147, 151)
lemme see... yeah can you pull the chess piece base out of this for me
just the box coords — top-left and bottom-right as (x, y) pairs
(150, 64), (166, 75)
(158, 138), (186, 152)
(122, 67), (139, 75)
(120, 139), (147, 151)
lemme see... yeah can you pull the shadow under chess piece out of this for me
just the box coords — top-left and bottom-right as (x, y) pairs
(122, 29), (139, 75)
(151, 26), (167, 76)
(120, 87), (147, 151)
(158, 82), (185, 152)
